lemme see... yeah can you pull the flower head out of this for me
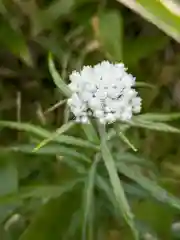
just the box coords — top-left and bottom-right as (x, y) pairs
(67, 61), (142, 124)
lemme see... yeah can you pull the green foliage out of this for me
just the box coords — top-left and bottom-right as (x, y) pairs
(1, 0), (180, 239)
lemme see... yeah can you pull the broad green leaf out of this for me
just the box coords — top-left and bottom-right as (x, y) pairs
(48, 53), (72, 97)
(136, 113), (180, 122)
(0, 18), (32, 65)
(116, 162), (180, 210)
(98, 10), (123, 61)
(19, 186), (83, 240)
(98, 123), (139, 240)
(116, 0), (180, 42)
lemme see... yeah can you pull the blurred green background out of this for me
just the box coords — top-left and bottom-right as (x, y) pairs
(1, 0), (180, 239)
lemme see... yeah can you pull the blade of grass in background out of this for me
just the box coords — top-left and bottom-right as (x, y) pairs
(116, 0), (180, 42)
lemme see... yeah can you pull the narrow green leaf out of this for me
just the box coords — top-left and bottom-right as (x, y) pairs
(82, 155), (100, 239)
(3, 144), (91, 163)
(81, 123), (99, 144)
(98, 123), (139, 240)
(49, 53), (99, 146)
(116, 162), (180, 210)
(129, 119), (180, 133)
(0, 121), (51, 138)
(34, 121), (75, 151)
(48, 52), (72, 97)
(0, 121), (99, 150)
(115, 153), (156, 170)
(114, 124), (137, 151)
(136, 113), (180, 122)
(135, 82), (156, 89)
(117, 0), (180, 42)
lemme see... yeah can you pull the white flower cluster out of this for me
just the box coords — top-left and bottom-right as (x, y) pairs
(67, 61), (142, 124)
